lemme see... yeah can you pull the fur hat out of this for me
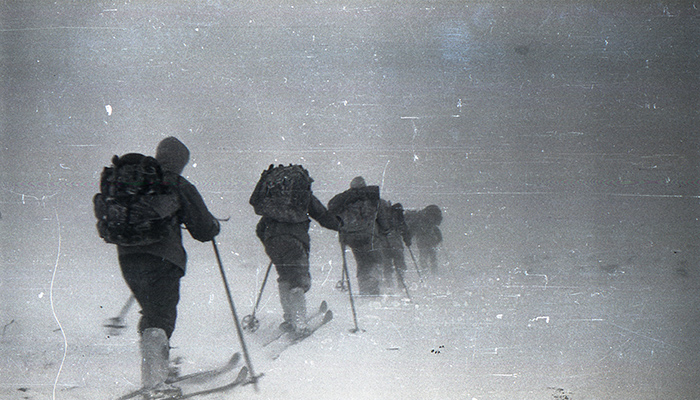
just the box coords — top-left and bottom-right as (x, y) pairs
(350, 176), (366, 189)
(156, 137), (190, 174)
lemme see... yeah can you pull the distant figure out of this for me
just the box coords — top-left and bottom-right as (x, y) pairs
(380, 201), (412, 291)
(405, 205), (443, 274)
(250, 164), (338, 336)
(93, 137), (220, 399)
(328, 176), (391, 296)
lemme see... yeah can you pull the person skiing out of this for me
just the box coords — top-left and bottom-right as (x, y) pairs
(405, 204), (443, 274)
(380, 201), (412, 291)
(250, 164), (338, 336)
(97, 137), (220, 399)
(328, 176), (392, 296)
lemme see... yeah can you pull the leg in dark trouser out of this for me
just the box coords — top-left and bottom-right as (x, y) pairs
(419, 247), (439, 274)
(352, 247), (382, 296)
(119, 254), (183, 338)
(119, 254), (183, 398)
(264, 236), (311, 334)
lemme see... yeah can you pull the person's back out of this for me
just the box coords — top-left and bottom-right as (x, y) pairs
(406, 205), (442, 274)
(328, 177), (381, 245)
(251, 164), (338, 252)
(115, 137), (220, 270)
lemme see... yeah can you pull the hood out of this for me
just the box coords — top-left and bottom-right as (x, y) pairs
(350, 176), (366, 189)
(155, 137), (190, 174)
(423, 204), (442, 225)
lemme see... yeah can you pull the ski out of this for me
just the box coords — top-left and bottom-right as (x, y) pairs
(174, 366), (249, 399)
(166, 352), (241, 385)
(268, 309), (333, 360)
(261, 300), (328, 347)
(116, 352), (241, 400)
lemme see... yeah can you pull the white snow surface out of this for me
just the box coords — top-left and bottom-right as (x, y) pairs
(2, 192), (699, 399)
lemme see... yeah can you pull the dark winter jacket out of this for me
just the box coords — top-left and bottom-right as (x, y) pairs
(256, 194), (339, 251)
(405, 206), (443, 248)
(386, 202), (412, 247)
(118, 171), (220, 272)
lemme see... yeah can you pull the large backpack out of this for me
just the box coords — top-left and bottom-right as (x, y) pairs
(328, 185), (380, 238)
(249, 164), (313, 223)
(405, 206), (442, 247)
(93, 153), (180, 246)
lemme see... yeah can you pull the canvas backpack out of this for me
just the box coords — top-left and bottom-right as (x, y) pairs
(249, 164), (313, 223)
(329, 186), (380, 234)
(93, 153), (180, 246)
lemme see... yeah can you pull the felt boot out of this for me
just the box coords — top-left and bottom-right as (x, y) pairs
(278, 281), (295, 332)
(140, 328), (181, 400)
(288, 287), (309, 337)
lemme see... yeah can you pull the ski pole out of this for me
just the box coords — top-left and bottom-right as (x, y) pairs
(242, 260), (273, 332)
(394, 264), (412, 301)
(407, 246), (423, 282)
(212, 241), (261, 390)
(103, 295), (135, 335)
(341, 243), (363, 333)
(116, 295), (135, 322)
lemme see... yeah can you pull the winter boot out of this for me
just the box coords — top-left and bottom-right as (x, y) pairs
(140, 328), (182, 400)
(288, 286), (309, 337)
(278, 281), (295, 332)
(358, 274), (381, 296)
(381, 267), (397, 293)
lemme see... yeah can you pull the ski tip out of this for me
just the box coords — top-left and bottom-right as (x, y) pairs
(320, 300), (328, 313)
(237, 366), (249, 382)
(322, 310), (333, 323)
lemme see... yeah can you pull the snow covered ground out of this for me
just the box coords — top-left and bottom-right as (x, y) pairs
(2, 1), (699, 400)
(2, 190), (700, 400)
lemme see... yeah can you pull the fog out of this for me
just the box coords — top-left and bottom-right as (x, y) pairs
(1, 1), (699, 399)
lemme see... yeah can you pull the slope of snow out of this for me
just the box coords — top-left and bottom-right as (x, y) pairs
(3, 195), (699, 399)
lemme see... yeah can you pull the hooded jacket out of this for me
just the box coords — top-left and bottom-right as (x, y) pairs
(117, 137), (220, 272)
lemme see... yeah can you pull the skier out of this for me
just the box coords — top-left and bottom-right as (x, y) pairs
(97, 137), (220, 399)
(328, 176), (392, 296)
(405, 204), (443, 274)
(250, 164), (338, 336)
(380, 201), (412, 291)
